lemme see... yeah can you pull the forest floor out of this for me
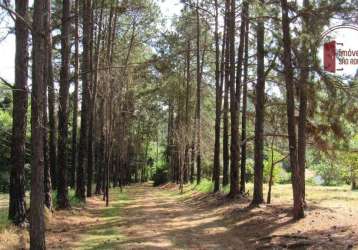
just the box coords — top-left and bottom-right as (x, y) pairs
(1, 183), (358, 249)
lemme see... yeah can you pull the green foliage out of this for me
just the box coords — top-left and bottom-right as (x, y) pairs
(263, 148), (289, 184)
(75, 188), (129, 249)
(0, 196), (9, 231)
(244, 149), (290, 185)
(53, 189), (85, 208)
(190, 179), (214, 193)
(0, 105), (12, 193)
(263, 160), (280, 183)
(277, 167), (291, 184)
(0, 172), (10, 193)
(312, 160), (346, 186)
(152, 168), (168, 187)
(245, 159), (254, 182)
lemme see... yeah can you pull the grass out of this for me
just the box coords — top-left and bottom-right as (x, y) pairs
(189, 179), (215, 193)
(0, 188), (130, 250)
(174, 179), (358, 207)
(74, 188), (129, 250)
(52, 188), (85, 208)
(1, 182), (357, 249)
(76, 226), (124, 250)
(0, 193), (9, 231)
(0, 193), (28, 250)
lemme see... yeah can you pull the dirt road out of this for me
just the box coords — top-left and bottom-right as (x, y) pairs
(116, 183), (245, 250)
(42, 183), (358, 249)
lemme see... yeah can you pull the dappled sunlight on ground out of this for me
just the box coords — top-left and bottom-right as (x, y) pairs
(46, 189), (129, 250)
(1, 183), (358, 249)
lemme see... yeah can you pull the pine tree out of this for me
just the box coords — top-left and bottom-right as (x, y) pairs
(8, 0), (29, 226)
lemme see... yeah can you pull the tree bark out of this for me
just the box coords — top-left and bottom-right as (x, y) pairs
(240, 9), (249, 194)
(184, 8), (191, 184)
(93, 0), (105, 195)
(96, 98), (105, 195)
(71, 0), (80, 189)
(57, 0), (71, 209)
(228, 0), (238, 198)
(213, 0), (222, 193)
(86, 0), (96, 198)
(267, 133), (275, 204)
(30, 0), (47, 248)
(43, 0), (52, 210)
(195, 0), (202, 184)
(9, 0), (29, 226)
(281, 0), (304, 219)
(298, 0), (310, 206)
(76, 0), (92, 201)
(231, 0), (247, 196)
(47, 11), (57, 191)
(252, 0), (265, 205)
(222, 0), (230, 187)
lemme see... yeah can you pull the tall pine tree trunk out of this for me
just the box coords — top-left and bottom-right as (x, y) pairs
(298, 0), (310, 206)
(57, 0), (71, 209)
(281, 0), (304, 219)
(222, 0), (230, 187)
(252, 0), (265, 205)
(43, 0), (52, 210)
(9, 0), (29, 226)
(230, 0), (247, 197)
(213, 0), (222, 193)
(71, 0), (80, 189)
(195, 1), (202, 184)
(93, 0), (105, 195)
(30, 0), (47, 248)
(48, 10), (57, 190)
(77, 0), (92, 200)
(228, 0), (238, 197)
(87, 0), (96, 198)
(240, 7), (249, 194)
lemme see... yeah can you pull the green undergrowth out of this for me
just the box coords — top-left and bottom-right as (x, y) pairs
(75, 188), (129, 250)
(52, 188), (85, 208)
(0, 193), (9, 231)
(165, 180), (358, 206)
(0, 207), (9, 231)
(186, 179), (252, 195)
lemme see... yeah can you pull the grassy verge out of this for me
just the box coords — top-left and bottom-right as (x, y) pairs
(169, 179), (358, 206)
(52, 188), (85, 208)
(74, 188), (129, 250)
(0, 193), (10, 231)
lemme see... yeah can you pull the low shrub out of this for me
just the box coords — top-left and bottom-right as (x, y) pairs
(152, 168), (168, 186)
